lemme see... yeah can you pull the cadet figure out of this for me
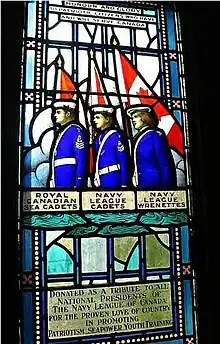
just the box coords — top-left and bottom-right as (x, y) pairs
(91, 105), (129, 189)
(49, 100), (87, 188)
(127, 105), (177, 189)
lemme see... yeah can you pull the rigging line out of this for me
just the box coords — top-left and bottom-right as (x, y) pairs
(83, 24), (93, 40)
(84, 24), (98, 45)
(147, 34), (157, 49)
(83, 26), (100, 116)
(145, 23), (151, 42)
(91, 25), (98, 44)
(151, 71), (160, 90)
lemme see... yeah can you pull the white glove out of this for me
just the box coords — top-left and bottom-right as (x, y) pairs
(132, 172), (138, 187)
(94, 174), (100, 187)
(50, 178), (55, 188)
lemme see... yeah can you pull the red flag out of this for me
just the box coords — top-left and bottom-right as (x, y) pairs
(57, 69), (76, 100)
(115, 51), (184, 155)
(89, 58), (108, 106)
(56, 64), (87, 129)
(87, 57), (109, 175)
(60, 70), (76, 99)
(94, 69), (106, 105)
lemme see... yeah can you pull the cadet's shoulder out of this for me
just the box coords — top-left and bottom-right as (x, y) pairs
(139, 128), (154, 139)
(150, 130), (168, 146)
(143, 128), (163, 138)
(111, 130), (120, 137)
(136, 129), (160, 144)
(101, 129), (119, 140)
(72, 123), (85, 132)
(111, 129), (124, 139)
(68, 124), (85, 133)
(150, 129), (163, 137)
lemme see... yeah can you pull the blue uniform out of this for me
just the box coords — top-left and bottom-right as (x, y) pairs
(51, 123), (87, 188)
(133, 127), (177, 189)
(94, 128), (129, 188)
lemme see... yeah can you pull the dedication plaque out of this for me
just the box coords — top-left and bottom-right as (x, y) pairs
(48, 283), (172, 338)
(19, 1), (198, 344)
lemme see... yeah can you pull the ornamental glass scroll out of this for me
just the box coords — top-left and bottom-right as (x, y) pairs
(20, 2), (198, 344)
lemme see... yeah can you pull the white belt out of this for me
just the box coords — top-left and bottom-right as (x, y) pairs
(54, 158), (76, 167)
(99, 164), (120, 176)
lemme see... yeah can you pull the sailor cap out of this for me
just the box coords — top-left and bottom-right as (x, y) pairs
(126, 105), (153, 117)
(53, 100), (77, 110)
(90, 105), (115, 115)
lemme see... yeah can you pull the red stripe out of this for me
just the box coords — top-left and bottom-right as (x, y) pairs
(137, 89), (168, 119)
(89, 146), (94, 174)
(120, 54), (137, 92)
(95, 69), (106, 104)
(167, 122), (184, 155)
(60, 70), (75, 99)
(153, 102), (169, 119)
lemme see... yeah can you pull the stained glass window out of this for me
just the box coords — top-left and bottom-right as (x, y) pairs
(19, 1), (199, 344)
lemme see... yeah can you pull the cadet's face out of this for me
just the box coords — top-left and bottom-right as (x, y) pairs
(93, 113), (108, 129)
(54, 109), (68, 125)
(131, 112), (144, 130)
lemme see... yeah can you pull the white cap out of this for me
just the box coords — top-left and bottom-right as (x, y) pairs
(53, 100), (77, 110)
(126, 105), (153, 117)
(90, 105), (115, 115)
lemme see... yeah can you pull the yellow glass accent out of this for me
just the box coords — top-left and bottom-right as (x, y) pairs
(58, 238), (74, 254)
(114, 237), (137, 262)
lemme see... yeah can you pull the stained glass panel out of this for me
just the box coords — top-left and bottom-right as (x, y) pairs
(19, 1), (198, 343)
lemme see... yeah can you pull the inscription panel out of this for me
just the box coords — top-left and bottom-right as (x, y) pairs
(137, 190), (187, 210)
(82, 191), (135, 211)
(23, 191), (79, 212)
(48, 282), (173, 338)
(23, 191), (187, 212)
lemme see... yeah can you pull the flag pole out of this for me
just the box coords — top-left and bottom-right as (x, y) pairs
(84, 49), (96, 184)
(92, 53), (112, 106)
(110, 35), (132, 156)
(54, 54), (64, 101)
(86, 48), (115, 181)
